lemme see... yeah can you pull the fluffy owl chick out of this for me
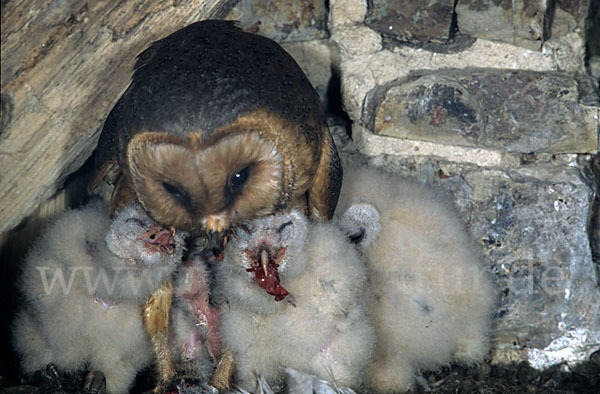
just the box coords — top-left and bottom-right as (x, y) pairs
(335, 166), (495, 393)
(215, 209), (374, 392)
(12, 202), (188, 393)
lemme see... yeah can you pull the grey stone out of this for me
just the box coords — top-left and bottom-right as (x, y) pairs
(553, 0), (592, 37)
(456, 0), (553, 50)
(339, 148), (600, 368)
(282, 40), (333, 107)
(223, 0), (329, 43)
(365, 0), (454, 44)
(333, 39), (585, 123)
(328, 0), (368, 28)
(363, 69), (599, 154)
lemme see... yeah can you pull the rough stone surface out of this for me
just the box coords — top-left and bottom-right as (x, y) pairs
(328, 0), (368, 28)
(331, 24), (382, 56)
(333, 42), (586, 122)
(363, 69), (599, 154)
(553, 0), (592, 36)
(456, 0), (552, 50)
(330, 1), (588, 122)
(281, 39), (333, 108)
(365, 0), (455, 44)
(224, 0), (329, 42)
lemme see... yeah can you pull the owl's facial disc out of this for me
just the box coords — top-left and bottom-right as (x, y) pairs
(127, 131), (284, 237)
(161, 182), (192, 212)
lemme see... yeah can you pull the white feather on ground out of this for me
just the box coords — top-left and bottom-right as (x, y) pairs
(335, 166), (495, 393)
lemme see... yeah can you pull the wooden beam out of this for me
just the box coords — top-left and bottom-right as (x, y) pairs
(0, 0), (235, 233)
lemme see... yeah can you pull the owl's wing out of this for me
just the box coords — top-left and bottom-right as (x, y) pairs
(308, 128), (343, 221)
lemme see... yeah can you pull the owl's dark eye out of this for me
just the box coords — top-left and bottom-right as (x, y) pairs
(229, 166), (250, 191)
(162, 182), (191, 211)
(225, 166), (251, 206)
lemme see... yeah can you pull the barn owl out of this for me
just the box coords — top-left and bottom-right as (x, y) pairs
(91, 20), (343, 388)
(92, 20), (342, 252)
(215, 208), (374, 392)
(12, 202), (211, 393)
(336, 166), (495, 393)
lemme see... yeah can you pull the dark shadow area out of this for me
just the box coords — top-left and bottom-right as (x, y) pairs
(0, 154), (97, 386)
(403, 356), (600, 394)
(586, 0), (600, 77)
(589, 154), (600, 273)
(325, 61), (353, 140)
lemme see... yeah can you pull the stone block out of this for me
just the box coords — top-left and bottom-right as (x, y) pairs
(456, 0), (553, 50)
(363, 69), (599, 154)
(224, 0), (329, 42)
(281, 39), (333, 107)
(328, 0), (369, 28)
(365, 0), (455, 43)
(553, 0), (591, 37)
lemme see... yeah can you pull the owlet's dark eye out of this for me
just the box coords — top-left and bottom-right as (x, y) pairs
(225, 166), (251, 205)
(162, 182), (191, 211)
(277, 221), (293, 233)
(348, 228), (366, 244)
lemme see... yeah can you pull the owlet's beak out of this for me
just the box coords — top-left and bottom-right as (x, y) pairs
(260, 249), (270, 277)
(141, 225), (176, 254)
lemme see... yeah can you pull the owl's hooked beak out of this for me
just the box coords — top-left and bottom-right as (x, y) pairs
(203, 215), (230, 260)
(207, 230), (228, 261)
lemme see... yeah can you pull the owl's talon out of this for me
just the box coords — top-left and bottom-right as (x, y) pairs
(31, 363), (62, 390)
(83, 370), (107, 394)
(165, 377), (218, 394)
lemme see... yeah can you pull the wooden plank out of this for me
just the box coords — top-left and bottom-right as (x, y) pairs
(0, 0), (235, 234)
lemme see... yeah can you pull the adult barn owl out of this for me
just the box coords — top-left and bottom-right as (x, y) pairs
(91, 19), (342, 390)
(92, 20), (342, 253)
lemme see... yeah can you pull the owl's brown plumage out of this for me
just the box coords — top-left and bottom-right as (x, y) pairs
(92, 20), (342, 390)
(93, 20), (342, 245)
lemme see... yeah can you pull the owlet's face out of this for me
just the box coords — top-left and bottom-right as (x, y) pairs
(127, 129), (287, 236)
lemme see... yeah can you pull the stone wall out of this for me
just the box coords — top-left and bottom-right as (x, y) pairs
(225, 0), (600, 370)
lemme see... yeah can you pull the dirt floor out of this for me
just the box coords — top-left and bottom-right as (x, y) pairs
(405, 356), (600, 394)
(2, 353), (599, 394)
